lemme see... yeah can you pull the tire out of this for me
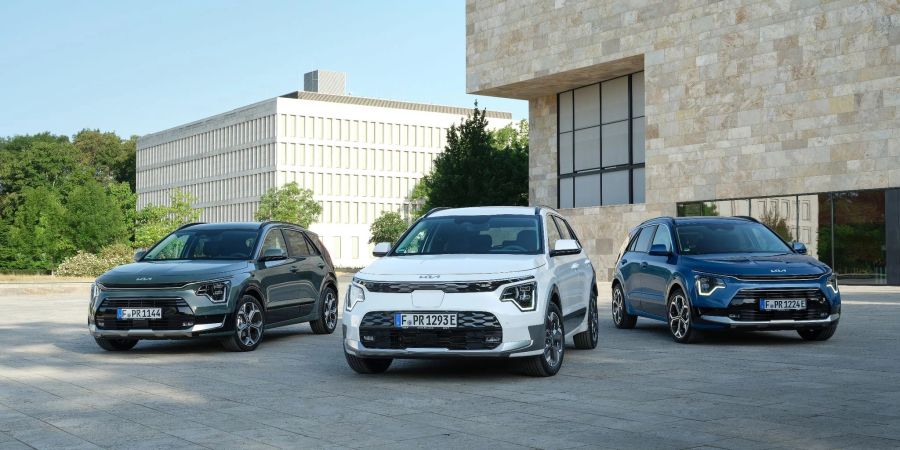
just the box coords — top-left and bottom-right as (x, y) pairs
(344, 350), (392, 374)
(309, 285), (338, 335)
(521, 302), (565, 377)
(222, 295), (265, 352)
(798, 321), (838, 341)
(94, 337), (138, 351)
(573, 290), (599, 349)
(667, 288), (700, 344)
(611, 283), (637, 329)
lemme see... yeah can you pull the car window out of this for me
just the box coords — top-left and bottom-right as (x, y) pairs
(283, 229), (314, 257)
(259, 229), (288, 256)
(143, 229), (257, 261)
(676, 222), (792, 255)
(559, 217), (582, 245)
(551, 216), (581, 248)
(651, 224), (674, 252)
(392, 215), (542, 255)
(632, 225), (657, 253)
(546, 216), (563, 251)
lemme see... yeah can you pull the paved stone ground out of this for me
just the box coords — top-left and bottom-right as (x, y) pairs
(0, 281), (899, 449)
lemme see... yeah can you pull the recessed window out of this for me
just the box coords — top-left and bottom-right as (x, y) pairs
(557, 71), (645, 208)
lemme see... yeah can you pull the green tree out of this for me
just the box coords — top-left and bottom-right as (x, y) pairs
(0, 133), (81, 198)
(73, 130), (138, 188)
(63, 176), (130, 253)
(759, 206), (792, 241)
(0, 186), (73, 272)
(134, 189), (201, 248)
(421, 105), (529, 211)
(255, 182), (322, 228)
(369, 211), (408, 244)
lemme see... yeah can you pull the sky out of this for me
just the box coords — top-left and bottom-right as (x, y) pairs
(0, 0), (527, 138)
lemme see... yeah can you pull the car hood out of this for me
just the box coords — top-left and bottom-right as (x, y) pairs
(358, 254), (546, 280)
(680, 253), (829, 278)
(96, 260), (251, 287)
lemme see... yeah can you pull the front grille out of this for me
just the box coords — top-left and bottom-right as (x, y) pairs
(709, 288), (831, 321)
(358, 277), (531, 294)
(99, 282), (188, 289)
(359, 311), (502, 350)
(96, 297), (194, 330)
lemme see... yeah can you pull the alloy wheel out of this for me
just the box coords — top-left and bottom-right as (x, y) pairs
(668, 293), (691, 339)
(544, 310), (564, 368)
(612, 288), (624, 325)
(237, 301), (263, 347)
(324, 290), (338, 330)
(589, 299), (599, 343)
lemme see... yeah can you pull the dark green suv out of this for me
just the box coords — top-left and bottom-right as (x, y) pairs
(88, 222), (339, 352)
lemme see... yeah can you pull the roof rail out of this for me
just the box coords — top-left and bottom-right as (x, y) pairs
(733, 215), (759, 222)
(177, 222), (205, 230)
(536, 205), (559, 214)
(259, 220), (304, 230)
(423, 207), (450, 218)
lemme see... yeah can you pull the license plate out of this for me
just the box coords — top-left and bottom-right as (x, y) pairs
(117, 308), (162, 320)
(760, 299), (806, 311)
(394, 313), (457, 328)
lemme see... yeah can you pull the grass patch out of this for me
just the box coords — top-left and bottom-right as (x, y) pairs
(0, 274), (94, 283)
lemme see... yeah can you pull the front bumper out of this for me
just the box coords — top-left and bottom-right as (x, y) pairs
(699, 313), (840, 330)
(89, 319), (226, 339)
(342, 288), (547, 359)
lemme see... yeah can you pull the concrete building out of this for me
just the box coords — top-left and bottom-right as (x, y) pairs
(137, 71), (513, 267)
(466, 0), (899, 285)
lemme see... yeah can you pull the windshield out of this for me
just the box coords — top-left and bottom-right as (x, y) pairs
(143, 229), (259, 261)
(392, 215), (542, 255)
(675, 222), (791, 255)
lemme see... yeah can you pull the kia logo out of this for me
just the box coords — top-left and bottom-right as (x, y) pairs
(136, 277), (153, 281)
(419, 274), (440, 279)
(770, 269), (786, 273)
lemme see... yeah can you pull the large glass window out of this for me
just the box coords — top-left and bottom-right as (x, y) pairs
(558, 71), (645, 208)
(677, 188), (900, 286)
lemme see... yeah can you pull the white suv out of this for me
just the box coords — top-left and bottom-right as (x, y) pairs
(342, 206), (599, 376)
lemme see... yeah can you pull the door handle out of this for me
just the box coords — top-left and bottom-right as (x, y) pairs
(290, 266), (299, 273)
(641, 262), (648, 268)
(620, 259), (627, 265)
(317, 263), (325, 269)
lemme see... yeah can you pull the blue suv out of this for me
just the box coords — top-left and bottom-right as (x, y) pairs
(611, 216), (841, 343)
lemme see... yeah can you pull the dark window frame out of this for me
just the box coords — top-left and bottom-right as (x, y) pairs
(557, 71), (646, 208)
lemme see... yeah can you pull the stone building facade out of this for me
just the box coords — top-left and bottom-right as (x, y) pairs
(467, 0), (900, 284)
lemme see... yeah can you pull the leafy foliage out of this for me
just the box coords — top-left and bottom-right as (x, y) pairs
(134, 189), (202, 249)
(0, 186), (73, 272)
(418, 106), (528, 211)
(55, 244), (135, 277)
(255, 182), (322, 228)
(63, 176), (131, 253)
(759, 206), (793, 241)
(369, 211), (409, 244)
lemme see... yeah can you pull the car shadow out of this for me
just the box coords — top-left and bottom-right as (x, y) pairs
(632, 321), (812, 346)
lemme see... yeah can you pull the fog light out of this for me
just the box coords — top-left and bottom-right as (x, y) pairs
(485, 336), (501, 344)
(362, 335), (375, 342)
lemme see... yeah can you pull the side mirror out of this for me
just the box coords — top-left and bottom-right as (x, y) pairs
(260, 248), (287, 261)
(648, 244), (671, 256)
(372, 242), (392, 257)
(550, 239), (580, 257)
(792, 241), (807, 255)
(133, 250), (146, 262)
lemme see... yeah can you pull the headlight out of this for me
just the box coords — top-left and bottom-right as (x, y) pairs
(90, 283), (100, 308)
(195, 280), (229, 303)
(695, 274), (725, 296)
(826, 273), (839, 293)
(346, 283), (365, 311)
(500, 282), (537, 311)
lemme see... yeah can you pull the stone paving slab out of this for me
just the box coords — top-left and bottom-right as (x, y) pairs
(0, 285), (898, 449)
